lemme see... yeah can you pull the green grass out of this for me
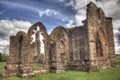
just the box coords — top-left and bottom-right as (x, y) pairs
(116, 55), (120, 65)
(0, 62), (6, 75)
(0, 56), (120, 80)
(32, 63), (44, 69)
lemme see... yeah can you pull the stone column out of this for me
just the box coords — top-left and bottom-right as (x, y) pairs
(44, 41), (51, 72)
(55, 42), (65, 73)
(87, 2), (99, 71)
(2, 36), (18, 77)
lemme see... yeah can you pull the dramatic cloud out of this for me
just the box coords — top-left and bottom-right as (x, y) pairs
(66, 20), (75, 28)
(0, 19), (32, 53)
(39, 9), (58, 17)
(66, 0), (95, 25)
(0, 19), (32, 36)
(66, 0), (120, 24)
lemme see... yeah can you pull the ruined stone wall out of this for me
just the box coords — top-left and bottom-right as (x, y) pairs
(67, 26), (89, 71)
(50, 27), (69, 73)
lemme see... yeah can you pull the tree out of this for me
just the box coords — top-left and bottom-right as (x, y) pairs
(0, 52), (2, 62)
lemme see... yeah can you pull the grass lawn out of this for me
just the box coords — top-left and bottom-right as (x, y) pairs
(0, 56), (120, 80)
(32, 63), (44, 69)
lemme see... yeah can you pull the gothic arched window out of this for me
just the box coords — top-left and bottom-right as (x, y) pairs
(96, 33), (103, 57)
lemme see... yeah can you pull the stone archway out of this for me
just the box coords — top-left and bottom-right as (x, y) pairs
(50, 26), (69, 73)
(16, 31), (32, 77)
(96, 32), (103, 57)
(27, 22), (50, 70)
(95, 27), (107, 58)
(16, 31), (30, 65)
(94, 27), (111, 70)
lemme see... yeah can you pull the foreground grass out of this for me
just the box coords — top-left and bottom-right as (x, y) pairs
(0, 56), (120, 80)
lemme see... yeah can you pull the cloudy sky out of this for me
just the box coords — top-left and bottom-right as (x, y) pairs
(0, 0), (120, 54)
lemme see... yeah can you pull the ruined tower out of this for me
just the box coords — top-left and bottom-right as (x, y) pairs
(86, 2), (115, 71)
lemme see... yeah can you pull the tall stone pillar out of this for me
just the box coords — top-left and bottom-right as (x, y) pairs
(44, 41), (51, 72)
(55, 42), (65, 73)
(87, 2), (99, 71)
(16, 32), (33, 77)
(2, 36), (18, 77)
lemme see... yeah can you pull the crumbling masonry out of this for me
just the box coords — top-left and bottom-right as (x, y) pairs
(2, 2), (116, 77)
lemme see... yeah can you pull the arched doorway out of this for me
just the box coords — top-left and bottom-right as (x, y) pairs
(27, 22), (49, 70)
(30, 27), (45, 63)
(95, 27), (107, 58)
(16, 31), (31, 76)
(50, 26), (69, 73)
(96, 33), (103, 57)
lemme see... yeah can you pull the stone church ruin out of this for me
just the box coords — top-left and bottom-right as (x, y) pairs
(2, 2), (116, 77)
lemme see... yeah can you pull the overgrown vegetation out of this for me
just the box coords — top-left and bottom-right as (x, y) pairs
(0, 55), (120, 80)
